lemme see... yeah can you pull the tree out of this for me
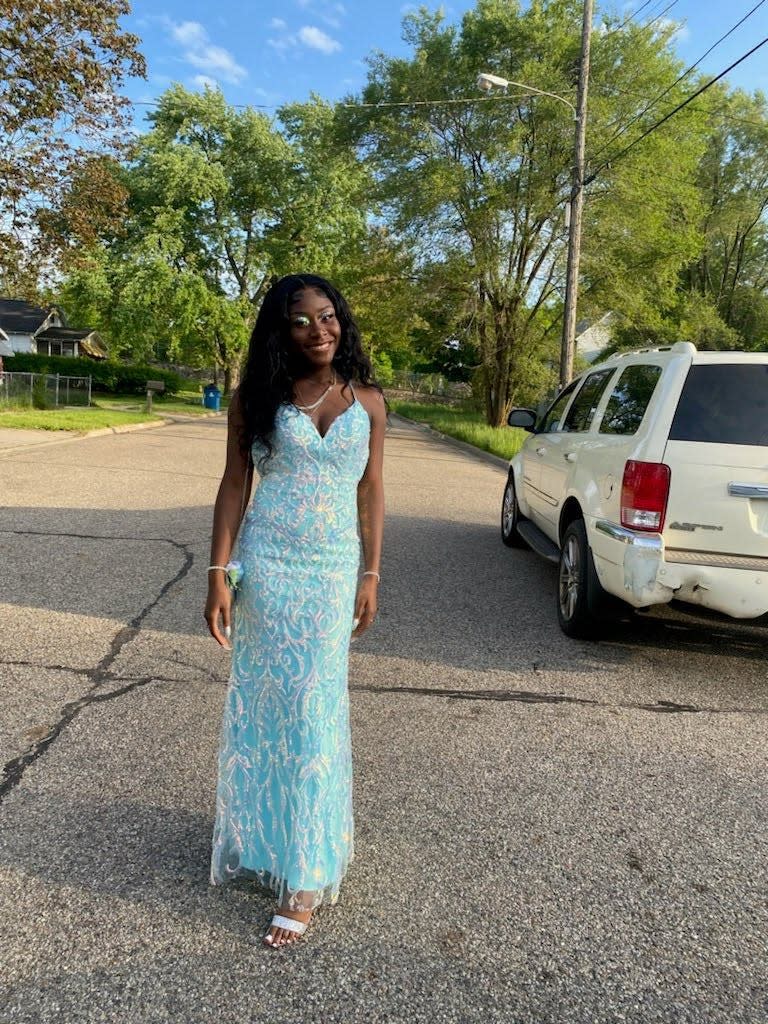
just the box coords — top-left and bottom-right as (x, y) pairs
(343, 0), (708, 424)
(679, 89), (768, 350)
(0, 0), (145, 291)
(61, 87), (377, 388)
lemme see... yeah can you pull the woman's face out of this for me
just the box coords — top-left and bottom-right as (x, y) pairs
(287, 288), (341, 370)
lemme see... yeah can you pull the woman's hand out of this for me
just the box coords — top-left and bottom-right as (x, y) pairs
(352, 576), (379, 638)
(205, 576), (233, 649)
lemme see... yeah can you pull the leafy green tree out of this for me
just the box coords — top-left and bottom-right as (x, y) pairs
(343, 0), (708, 423)
(0, 0), (145, 291)
(62, 87), (375, 388)
(679, 89), (768, 350)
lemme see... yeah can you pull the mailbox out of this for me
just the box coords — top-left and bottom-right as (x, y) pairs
(145, 379), (165, 413)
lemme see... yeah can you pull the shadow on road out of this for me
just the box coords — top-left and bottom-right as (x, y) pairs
(0, 505), (764, 681)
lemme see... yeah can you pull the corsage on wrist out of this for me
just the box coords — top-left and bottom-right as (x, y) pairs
(208, 561), (244, 591)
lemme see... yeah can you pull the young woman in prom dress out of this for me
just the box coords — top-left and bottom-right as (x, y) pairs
(205, 274), (385, 948)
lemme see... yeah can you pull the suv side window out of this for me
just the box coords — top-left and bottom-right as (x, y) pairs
(599, 364), (662, 435)
(537, 379), (581, 433)
(562, 369), (615, 432)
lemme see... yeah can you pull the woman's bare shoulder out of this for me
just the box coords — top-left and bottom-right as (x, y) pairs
(353, 383), (386, 414)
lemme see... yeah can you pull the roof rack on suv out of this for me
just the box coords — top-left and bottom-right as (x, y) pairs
(610, 341), (697, 360)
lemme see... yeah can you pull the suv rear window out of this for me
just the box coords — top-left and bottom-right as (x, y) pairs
(599, 364), (662, 435)
(669, 364), (768, 446)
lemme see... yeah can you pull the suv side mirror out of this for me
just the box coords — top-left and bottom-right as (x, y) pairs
(507, 408), (537, 432)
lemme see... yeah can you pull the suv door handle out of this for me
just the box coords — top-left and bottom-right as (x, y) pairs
(729, 482), (768, 499)
(564, 452), (577, 463)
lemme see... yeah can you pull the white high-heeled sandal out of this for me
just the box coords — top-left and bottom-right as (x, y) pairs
(263, 914), (308, 947)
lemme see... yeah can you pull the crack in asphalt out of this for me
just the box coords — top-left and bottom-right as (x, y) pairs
(4, 658), (217, 688)
(0, 528), (202, 544)
(0, 536), (195, 804)
(350, 684), (765, 715)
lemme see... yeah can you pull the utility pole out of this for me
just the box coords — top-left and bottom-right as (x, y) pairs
(560, 0), (593, 390)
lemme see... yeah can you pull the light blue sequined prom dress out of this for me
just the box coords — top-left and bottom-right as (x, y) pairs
(210, 392), (370, 910)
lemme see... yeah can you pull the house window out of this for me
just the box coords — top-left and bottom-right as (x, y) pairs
(36, 340), (49, 355)
(63, 342), (75, 356)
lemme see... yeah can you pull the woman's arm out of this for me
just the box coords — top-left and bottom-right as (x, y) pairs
(353, 388), (386, 637)
(204, 390), (252, 648)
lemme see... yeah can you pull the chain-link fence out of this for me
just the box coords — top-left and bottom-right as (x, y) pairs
(0, 371), (92, 409)
(389, 370), (472, 400)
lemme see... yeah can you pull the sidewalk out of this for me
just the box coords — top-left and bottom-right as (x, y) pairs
(0, 427), (81, 454)
(0, 413), (222, 456)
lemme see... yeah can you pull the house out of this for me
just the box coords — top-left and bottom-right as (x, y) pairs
(0, 299), (108, 359)
(0, 325), (12, 358)
(576, 312), (615, 365)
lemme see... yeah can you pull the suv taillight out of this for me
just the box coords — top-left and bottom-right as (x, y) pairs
(621, 461), (671, 532)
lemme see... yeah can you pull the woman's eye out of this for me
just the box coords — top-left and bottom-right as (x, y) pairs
(291, 316), (311, 328)
(320, 311), (336, 323)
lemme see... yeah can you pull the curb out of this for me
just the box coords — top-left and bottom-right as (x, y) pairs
(0, 410), (226, 457)
(389, 413), (510, 471)
(81, 419), (166, 439)
(83, 409), (226, 437)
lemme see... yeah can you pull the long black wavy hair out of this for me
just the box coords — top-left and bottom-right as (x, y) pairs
(238, 274), (380, 463)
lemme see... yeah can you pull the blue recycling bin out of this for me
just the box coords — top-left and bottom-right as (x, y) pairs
(203, 384), (221, 411)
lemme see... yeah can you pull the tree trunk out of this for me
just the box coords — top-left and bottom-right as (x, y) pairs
(223, 360), (241, 395)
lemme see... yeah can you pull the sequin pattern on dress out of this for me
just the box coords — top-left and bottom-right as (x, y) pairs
(210, 397), (370, 911)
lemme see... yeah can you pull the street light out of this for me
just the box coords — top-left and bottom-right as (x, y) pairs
(476, 73), (576, 117)
(478, 0), (593, 390)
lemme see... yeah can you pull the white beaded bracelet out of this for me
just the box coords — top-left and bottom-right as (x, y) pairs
(363, 570), (381, 582)
(208, 565), (228, 572)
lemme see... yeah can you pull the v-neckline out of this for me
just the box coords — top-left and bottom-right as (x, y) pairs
(292, 397), (358, 440)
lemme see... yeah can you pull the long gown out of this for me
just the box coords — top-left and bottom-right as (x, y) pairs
(210, 393), (371, 911)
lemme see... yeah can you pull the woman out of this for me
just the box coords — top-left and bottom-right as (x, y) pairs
(205, 274), (385, 949)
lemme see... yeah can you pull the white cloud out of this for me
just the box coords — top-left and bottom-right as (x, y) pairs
(295, 0), (346, 27)
(187, 43), (248, 82)
(165, 19), (247, 84)
(171, 20), (208, 47)
(270, 18), (287, 29)
(193, 74), (219, 90)
(656, 17), (689, 43)
(299, 25), (342, 54)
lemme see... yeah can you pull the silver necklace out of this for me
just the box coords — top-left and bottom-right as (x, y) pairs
(295, 372), (336, 412)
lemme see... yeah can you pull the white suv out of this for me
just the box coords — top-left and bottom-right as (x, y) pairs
(501, 342), (768, 637)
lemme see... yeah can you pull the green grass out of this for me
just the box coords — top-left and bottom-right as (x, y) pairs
(391, 400), (526, 461)
(93, 390), (229, 415)
(0, 407), (161, 431)
(0, 388), (229, 431)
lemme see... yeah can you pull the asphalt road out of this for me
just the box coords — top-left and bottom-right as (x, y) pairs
(0, 415), (766, 1024)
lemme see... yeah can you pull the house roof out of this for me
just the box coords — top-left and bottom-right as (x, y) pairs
(0, 298), (57, 333)
(36, 326), (108, 359)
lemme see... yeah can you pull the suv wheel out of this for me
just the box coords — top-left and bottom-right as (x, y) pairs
(501, 473), (527, 547)
(557, 519), (615, 638)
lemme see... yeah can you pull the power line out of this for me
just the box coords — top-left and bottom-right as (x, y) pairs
(592, 0), (768, 161)
(586, 34), (768, 183)
(600, 0), (657, 38)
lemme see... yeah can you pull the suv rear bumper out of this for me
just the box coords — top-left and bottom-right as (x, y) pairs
(591, 520), (768, 620)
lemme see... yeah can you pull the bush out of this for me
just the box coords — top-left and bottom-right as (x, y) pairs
(32, 376), (52, 409)
(5, 353), (186, 395)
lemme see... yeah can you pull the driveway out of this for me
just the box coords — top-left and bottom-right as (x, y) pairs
(0, 416), (766, 1024)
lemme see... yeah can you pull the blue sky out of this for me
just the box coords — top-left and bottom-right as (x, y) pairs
(122, 0), (768, 128)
